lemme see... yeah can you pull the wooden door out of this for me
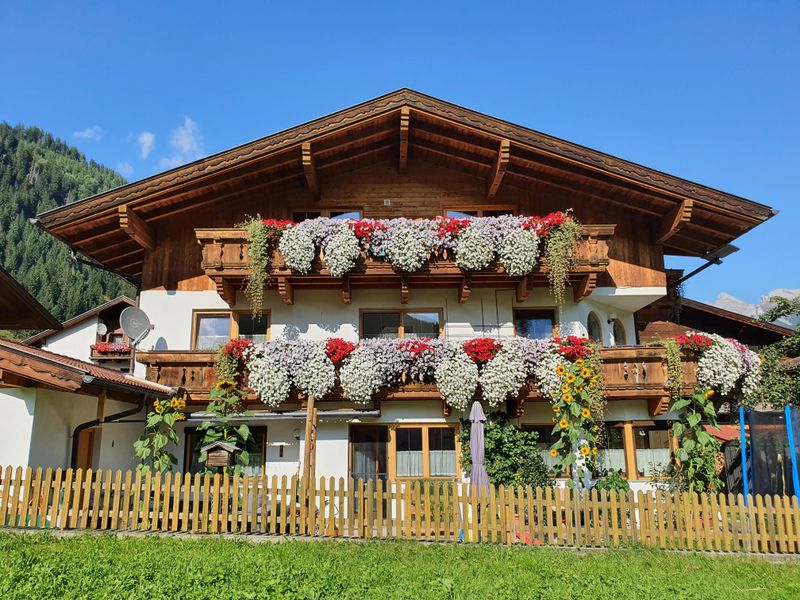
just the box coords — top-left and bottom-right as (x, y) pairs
(75, 428), (95, 470)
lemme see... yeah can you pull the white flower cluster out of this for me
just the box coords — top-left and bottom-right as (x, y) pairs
(499, 228), (540, 276)
(279, 226), (315, 273)
(435, 350), (479, 411)
(385, 223), (430, 272)
(532, 342), (570, 399)
(455, 223), (494, 271)
(739, 350), (761, 399)
(323, 224), (361, 277)
(696, 334), (745, 396)
(479, 346), (527, 407)
(339, 347), (386, 404)
(246, 352), (291, 407)
(292, 342), (336, 398)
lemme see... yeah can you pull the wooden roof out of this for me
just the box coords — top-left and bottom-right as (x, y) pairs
(37, 89), (775, 279)
(0, 267), (61, 330)
(23, 295), (134, 346)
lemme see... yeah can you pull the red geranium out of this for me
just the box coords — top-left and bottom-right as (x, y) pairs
(434, 216), (471, 239)
(261, 219), (294, 230)
(553, 335), (593, 361)
(326, 338), (357, 364)
(462, 338), (502, 364)
(397, 338), (432, 358)
(221, 338), (254, 362)
(523, 211), (572, 238)
(673, 332), (713, 352)
(349, 219), (387, 245)
(91, 342), (131, 355)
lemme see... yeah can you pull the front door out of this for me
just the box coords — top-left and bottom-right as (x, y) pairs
(75, 428), (95, 470)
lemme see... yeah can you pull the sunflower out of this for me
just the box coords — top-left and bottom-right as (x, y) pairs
(581, 408), (591, 418)
(216, 380), (236, 392)
(555, 365), (566, 376)
(575, 385), (584, 393)
(565, 373), (576, 383)
(591, 447), (598, 456)
(704, 389), (715, 399)
(553, 406), (561, 414)
(561, 384), (570, 393)
(550, 449), (559, 458)
(154, 404), (164, 415)
(562, 392), (573, 403)
(580, 446), (590, 456)
(559, 419), (569, 429)
(170, 398), (178, 408)
(590, 375), (600, 384)
(580, 368), (592, 378)
(592, 424), (600, 432)
(574, 358), (585, 367)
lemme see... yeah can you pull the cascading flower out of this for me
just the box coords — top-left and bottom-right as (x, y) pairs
(455, 222), (494, 271)
(499, 227), (540, 276)
(435, 348), (479, 411)
(279, 224), (315, 273)
(323, 223), (361, 277)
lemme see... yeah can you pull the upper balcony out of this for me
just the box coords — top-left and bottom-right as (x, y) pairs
(195, 224), (615, 306)
(136, 344), (695, 417)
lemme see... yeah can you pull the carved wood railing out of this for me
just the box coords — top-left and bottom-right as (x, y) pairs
(195, 225), (615, 305)
(137, 345), (696, 416)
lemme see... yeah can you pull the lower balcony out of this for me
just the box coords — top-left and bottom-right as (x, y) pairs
(137, 345), (697, 417)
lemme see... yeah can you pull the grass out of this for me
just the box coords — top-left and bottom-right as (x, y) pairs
(0, 533), (798, 599)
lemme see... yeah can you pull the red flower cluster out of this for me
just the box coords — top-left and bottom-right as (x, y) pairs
(672, 332), (713, 352)
(261, 219), (294, 230)
(91, 342), (131, 355)
(434, 216), (471, 239)
(397, 338), (432, 358)
(523, 211), (572, 238)
(349, 219), (387, 244)
(221, 338), (254, 362)
(326, 338), (357, 364)
(463, 338), (502, 364)
(553, 336), (593, 361)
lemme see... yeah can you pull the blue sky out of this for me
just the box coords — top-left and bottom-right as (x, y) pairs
(1, 1), (798, 306)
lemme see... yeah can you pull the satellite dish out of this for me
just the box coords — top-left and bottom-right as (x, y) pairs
(97, 321), (108, 336)
(120, 307), (154, 347)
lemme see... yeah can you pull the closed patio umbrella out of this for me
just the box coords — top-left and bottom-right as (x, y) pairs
(469, 401), (489, 495)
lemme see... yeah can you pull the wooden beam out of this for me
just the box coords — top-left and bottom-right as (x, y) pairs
(213, 277), (236, 306)
(459, 275), (471, 304)
(341, 276), (351, 304)
(277, 277), (294, 305)
(301, 395), (317, 491)
(516, 275), (529, 303)
(118, 205), (155, 250)
(655, 199), (693, 244)
(399, 107), (410, 173)
(573, 273), (597, 303)
(648, 396), (671, 417)
(301, 142), (320, 200)
(486, 139), (510, 200)
(400, 275), (409, 304)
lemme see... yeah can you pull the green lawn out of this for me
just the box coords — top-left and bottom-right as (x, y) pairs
(0, 533), (797, 599)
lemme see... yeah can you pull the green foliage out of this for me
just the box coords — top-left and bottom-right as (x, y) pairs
(660, 337), (683, 402)
(2, 534), (799, 598)
(667, 387), (723, 494)
(459, 411), (552, 489)
(593, 469), (630, 493)
(239, 216), (272, 317)
(214, 344), (240, 383)
(544, 216), (582, 305)
(197, 383), (252, 475)
(0, 123), (134, 338)
(759, 295), (800, 329)
(134, 398), (186, 473)
(757, 295), (800, 408)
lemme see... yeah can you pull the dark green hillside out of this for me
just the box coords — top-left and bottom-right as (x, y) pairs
(0, 124), (134, 337)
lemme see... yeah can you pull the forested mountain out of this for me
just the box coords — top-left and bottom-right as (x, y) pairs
(0, 124), (134, 335)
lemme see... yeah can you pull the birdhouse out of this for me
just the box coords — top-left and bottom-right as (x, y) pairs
(201, 440), (239, 468)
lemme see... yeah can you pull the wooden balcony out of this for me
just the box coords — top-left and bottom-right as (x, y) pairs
(195, 225), (615, 306)
(137, 345), (696, 417)
(90, 351), (133, 362)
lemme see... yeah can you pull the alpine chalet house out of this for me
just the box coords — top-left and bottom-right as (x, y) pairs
(37, 90), (774, 489)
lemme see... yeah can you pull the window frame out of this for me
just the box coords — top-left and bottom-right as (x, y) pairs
(291, 208), (364, 222)
(630, 421), (675, 480)
(348, 423), (461, 481)
(191, 310), (271, 350)
(359, 308), (444, 339)
(586, 311), (603, 344)
(442, 204), (518, 218)
(611, 318), (627, 346)
(512, 307), (559, 339)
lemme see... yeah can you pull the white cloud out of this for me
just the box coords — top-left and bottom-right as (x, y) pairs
(713, 289), (800, 329)
(116, 161), (134, 178)
(137, 131), (155, 158)
(73, 125), (103, 141)
(158, 116), (203, 169)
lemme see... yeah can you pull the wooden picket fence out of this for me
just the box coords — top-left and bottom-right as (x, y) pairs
(2, 465), (800, 553)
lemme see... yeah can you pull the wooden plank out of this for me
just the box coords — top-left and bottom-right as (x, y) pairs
(101, 470), (113, 530)
(249, 475), (259, 534)
(129, 470), (142, 531)
(6, 467), (22, 528)
(171, 472), (182, 532)
(118, 204), (156, 250)
(18, 467), (34, 528)
(0, 465), (13, 526)
(58, 468), (74, 530)
(190, 473), (200, 533)
(337, 477), (345, 537)
(301, 142), (320, 200)
(718, 493), (731, 552)
(755, 494), (768, 552)
(201, 473), (211, 534)
(486, 139), (510, 199)
(655, 199), (693, 244)
(317, 477), (327, 537)
(69, 468), (83, 530)
(28, 467), (46, 528)
(399, 107), (410, 173)
(289, 475), (299, 536)
(261, 474), (270, 535)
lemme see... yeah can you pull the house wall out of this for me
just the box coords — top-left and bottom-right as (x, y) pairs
(0, 388), (37, 469)
(42, 317), (98, 362)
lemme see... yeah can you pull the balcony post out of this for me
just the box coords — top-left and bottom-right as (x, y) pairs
(302, 395), (317, 491)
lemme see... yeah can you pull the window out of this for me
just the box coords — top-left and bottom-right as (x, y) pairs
(634, 424), (672, 478)
(184, 427), (267, 476)
(586, 312), (602, 344)
(350, 424), (458, 481)
(193, 313), (231, 350)
(361, 309), (442, 339)
(612, 319), (627, 346)
(292, 209), (362, 222)
(523, 425), (561, 471)
(595, 424), (626, 477)
(514, 309), (556, 340)
(444, 205), (516, 219)
(192, 311), (270, 349)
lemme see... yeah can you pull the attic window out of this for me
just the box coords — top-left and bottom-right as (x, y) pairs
(292, 209), (362, 222)
(444, 205), (516, 218)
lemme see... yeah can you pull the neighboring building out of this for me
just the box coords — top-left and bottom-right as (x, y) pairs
(25, 296), (136, 371)
(35, 89), (776, 488)
(0, 266), (61, 331)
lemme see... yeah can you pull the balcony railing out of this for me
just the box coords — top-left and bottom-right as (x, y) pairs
(137, 345), (695, 417)
(195, 225), (614, 306)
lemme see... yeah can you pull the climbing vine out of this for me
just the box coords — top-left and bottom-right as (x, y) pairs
(239, 216), (293, 317)
(660, 337), (683, 402)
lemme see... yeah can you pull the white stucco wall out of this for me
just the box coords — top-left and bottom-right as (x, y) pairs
(0, 388), (37, 469)
(42, 316), (99, 362)
(28, 389), (98, 469)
